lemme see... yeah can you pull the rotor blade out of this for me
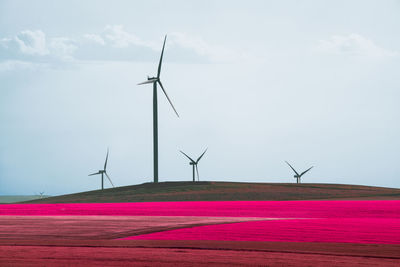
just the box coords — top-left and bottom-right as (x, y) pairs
(104, 148), (109, 170)
(180, 150), (195, 163)
(196, 148), (208, 163)
(157, 35), (167, 78)
(300, 166), (314, 177)
(138, 79), (156, 85)
(195, 165), (200, 181)
(105, 172), (115, 188)
(88, 172), (101, 176)
(158, 80), (179, 117)
(285, 161), (300, 176)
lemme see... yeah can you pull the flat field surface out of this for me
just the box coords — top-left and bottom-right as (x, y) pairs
(3, 200), (400, 218)
(0, 215), (264, 240)
(1, 200), (399, 266)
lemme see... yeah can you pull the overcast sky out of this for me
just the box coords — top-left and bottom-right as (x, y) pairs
(1, 0), (399, 195)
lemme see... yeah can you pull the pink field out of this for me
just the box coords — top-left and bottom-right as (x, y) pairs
(1, 200), (400, 218)
(126, 218), (400, 244)
(1, 200), (400, 244)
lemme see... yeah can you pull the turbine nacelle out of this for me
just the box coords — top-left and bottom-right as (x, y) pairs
(138, 77), (158, 85)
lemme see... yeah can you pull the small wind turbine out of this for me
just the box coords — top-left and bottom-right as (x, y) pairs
(89, 149), (115, 190)
(138, 35), (179, 183)
(285, 161), (313, 184)
(35, 192), (45, 199)
(180, 149), (208, 182)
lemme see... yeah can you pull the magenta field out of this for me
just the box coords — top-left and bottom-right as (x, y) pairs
(126, 218), (400, 244)
(1, 200), (400, 244)
(1, 200), (400, 218)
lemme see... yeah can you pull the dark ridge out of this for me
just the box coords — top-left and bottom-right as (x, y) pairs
(20, 181), (400, 204)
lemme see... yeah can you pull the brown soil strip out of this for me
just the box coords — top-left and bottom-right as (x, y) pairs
(0, 239), (399, 259)
(0, 215), (269, 240)
(0, 242), (399, 266)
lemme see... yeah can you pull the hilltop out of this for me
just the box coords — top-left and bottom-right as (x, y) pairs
(22, 181), (400, 203)
(0, 195), (51, 204)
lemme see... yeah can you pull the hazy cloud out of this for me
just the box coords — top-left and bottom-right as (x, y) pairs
(0, 30), (78, 68)
(48, 37), (78, 61)
(82, 25), (242, 62)
(103, 25), (157, 49)
(0, 26), (242, 68)
(318, 34), (399, 59)
(83, 34), (105, 45)
(14, 30), (49, 56)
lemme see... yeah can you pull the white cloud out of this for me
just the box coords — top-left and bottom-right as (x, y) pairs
(49, 37), (78, 60)
(0, 37), (13, 48)
(83, 25), (244, 62)
(103, 25), (157, 49)
(318, 33), (399, 59)
(83, 34), (105, 45)
(14, 30), (49, 56)
(0, 26), (245, 66)
(0, 30), (78, 66)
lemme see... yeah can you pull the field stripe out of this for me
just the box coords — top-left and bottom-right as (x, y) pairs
(0, 215), (270, 240)
(126, 218), (400, 244)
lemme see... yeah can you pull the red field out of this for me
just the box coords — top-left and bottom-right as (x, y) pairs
(126, 218), (400, 244)
(2, 200), (400, 218)
(1, 200), (400, 266)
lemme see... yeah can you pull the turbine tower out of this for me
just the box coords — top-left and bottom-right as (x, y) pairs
(180, 149), (208, 182)
(285, 161), (313, 184)
(89, 149), (115, 190)
(138, 35), (179, 183)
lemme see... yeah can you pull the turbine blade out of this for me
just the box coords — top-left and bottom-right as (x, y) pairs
(88, 172), (100, 176)
(105, 172), (115, 188)
(196, 148), (208, 163)
(300, 166), (314, 177)
(180, 150), (195, 163)
(157, 35), (167, 78)
(104, 148), (109, 170)
(138, 80), (156, 85)
(196, 165), (200, 181)
(158, 80), (179, 117)
(285, 161), (300, 176)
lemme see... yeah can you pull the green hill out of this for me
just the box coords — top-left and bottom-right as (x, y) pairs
(22, 181), (400, 203)
(0, 195), (50, 204)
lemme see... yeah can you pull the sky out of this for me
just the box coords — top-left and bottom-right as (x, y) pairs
(0, 0), (399, 195)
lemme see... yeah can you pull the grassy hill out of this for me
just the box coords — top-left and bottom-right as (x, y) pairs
(22, 181), (400, 203)
(0, 195), (50, 204)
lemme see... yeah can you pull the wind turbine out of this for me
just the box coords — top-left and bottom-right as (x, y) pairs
(89, 149), (115, 190)
(285, 161), (313, 184)
(138, 35), (179, 183)
(180, 149), (208, 182)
